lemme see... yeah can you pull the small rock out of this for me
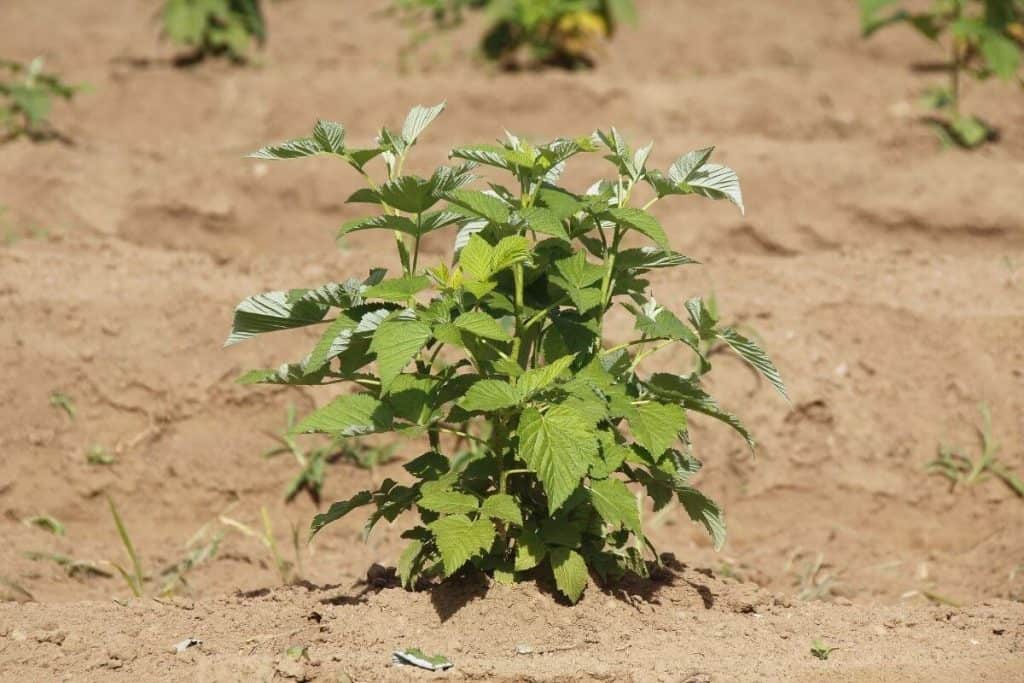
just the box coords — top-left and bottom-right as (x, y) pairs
(35, 629), (66, 645)
(171, 638), (201, 654)
(515, 643), (534, 655)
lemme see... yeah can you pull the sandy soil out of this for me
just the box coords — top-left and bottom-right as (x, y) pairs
(1, 0), (1023, 680)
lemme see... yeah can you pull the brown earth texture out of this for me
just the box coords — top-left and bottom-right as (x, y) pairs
(2, 0), (1024, 680)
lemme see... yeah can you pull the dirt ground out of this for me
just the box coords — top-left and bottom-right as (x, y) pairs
(1, 0), (1023, 680)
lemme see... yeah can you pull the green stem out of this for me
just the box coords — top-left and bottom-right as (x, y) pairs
(629, 340), (674, 371)
(511, 263), (526, 365)
(500, 469), (532, 493)
(602, 337), (669, 355)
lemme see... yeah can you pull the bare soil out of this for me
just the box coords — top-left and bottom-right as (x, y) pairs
(1, 0), (1023, 680)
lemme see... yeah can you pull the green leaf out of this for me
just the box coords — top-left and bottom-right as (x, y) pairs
(685, 297), (719, 339)
(459, 379), (520, 412)
(312, 120), (345, 154)
(617, 247), (698, 271)
(339, 214), (419, 239)
(718, 328), (788, 400)
(379, 175), (440, 214)
(304, 314), (357, 372)
(402, 102), (445, 145)
(453, 311), (511, 341)
(480, 494), (523, 526)
(447, 189), (510, 224)
(514, 529), (547, 571)
(518, 405), (597, 514)
(310, 491), (373, 538)
(418, 489), (480, 514)
(458, 234), (493, 281)
(687, 164), (744, 215)
(668, 147), (714, 183)
(489, 235), (532, 274)
(294, 393), (394, 436)
(646, 373), (754, 449)
(429, 515), (496, 576)
(398, 539), (426, 588)
(225, 291), (328, 346)
(677, 487), (726, 550)
(588, 477), (641, 534)
(549, 547), (588, 603)
(520, 206), (569, 241)
(248, 137), (321, 160)
(237, 363), (329, 386)
(629, 402), (686, 457)
(363, 275), (431, 301)
(370, 318), (431, 392)
(607, 207), (670, 250)
(517, 355), (575, 399)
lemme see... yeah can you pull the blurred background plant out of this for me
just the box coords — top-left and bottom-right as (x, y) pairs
(162, 0), (266, 64)
(859, 0), (1024, 148)
(0, 57), (82, 142)
(392, 0), (636, 69)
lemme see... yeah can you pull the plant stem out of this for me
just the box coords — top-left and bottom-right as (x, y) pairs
(950, 1), (962, 117)
(500, 469), (532, 493)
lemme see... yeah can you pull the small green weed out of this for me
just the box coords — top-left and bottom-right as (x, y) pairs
(810, 639), (838, 660)
(23, 515), (66, 537)
(162, 0), (266, 63)
(927, 404), (1024, 497)
(220, 507), (302, 584)
(23, 551), (112, 579)
(0, 58), (81, 142)
(86, 445), (117, 466)
(49, 391), (76, 420)
(859, 0), (1023, 148)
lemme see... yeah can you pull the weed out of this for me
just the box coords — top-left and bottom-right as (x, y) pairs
(22, 551), (112, 579)
(156, 522), (224, 596)
(228, 104), (786, 602)
(810, 639), (838, 660)
(787, 549), (841, 601)
(23, 515), (66, 537)
(927, 404), (1024, 497)
(394, 0), (636, 69)
(220, 507), (301, 584)
(48, 391), (75, 420)
(107, 497), (145, 597)
(1003, 255), (1020, 287)
(86, 445), (117, 466)
(859, 0), (1024, 148)
(162, 0), (266, 63)
(0, 58), (81, 142)
(263, 404), (398, 503)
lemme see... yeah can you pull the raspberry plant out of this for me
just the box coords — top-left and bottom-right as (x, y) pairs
(162, 0), (266, 63)
(860, 0), (1024, 147)
(395, 0), (636, 68)
(227, 104), (785, 603)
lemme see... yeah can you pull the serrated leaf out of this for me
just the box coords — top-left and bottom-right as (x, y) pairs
(248, 137), (321, 160)
(677, 487), (726, 550)
(518, 405), (597, 514)
(447, 189), (510, 224)
(646, 373), (755, 449)
(449, 144), (514, 170)
(225, 291), (328, 346)
(630, 402), (686, 457)
(294, 393), (394, 436)
(687, 164), (744, 215)
(588, 477), (642, 534)
(363, 275), (431, 301)
(312, 120), (345, 154)
(668, 147), (714, 184)
(339, 214), (419, 239)
(370, 318), (431, 392)
(453, 310), (511, 341)
(517, 355), (575, 399)
(237, 362), (329, 386)
(520, 206), (569, 241)
(480, 494), (523, 526)
(378, 175), (440, 214)
(458, 234), (493, 281)
(402, 102), (445, 145)
(459, 379), (520, 412)
(490, 235), (532, 274)
(607, 207), (670, 250)
(616, 247), (698, 271)
(718, 328), (787, 400)
(398, 539), (425, 588)
(514, 529), (547, 571)
(304, 314), (357, 372)
(549, 547), (588, 603)
(418, 489), (480, 514)
(310, 491), (372, 537)
(429, 515), (496, 576)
